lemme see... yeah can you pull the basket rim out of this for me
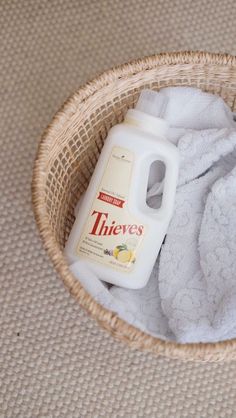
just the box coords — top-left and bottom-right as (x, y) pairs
(32, 51), (236, 361)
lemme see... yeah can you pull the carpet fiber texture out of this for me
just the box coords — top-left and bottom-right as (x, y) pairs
(1, 1), (236, 417)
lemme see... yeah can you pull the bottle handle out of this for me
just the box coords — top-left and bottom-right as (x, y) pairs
(160, 148), (179, 217)
(137, 145), (179, 219)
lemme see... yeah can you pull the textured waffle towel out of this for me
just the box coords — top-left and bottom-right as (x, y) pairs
(71, 87), (236, 343)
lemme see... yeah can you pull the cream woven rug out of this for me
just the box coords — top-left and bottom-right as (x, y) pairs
(1, 1), (236, 417)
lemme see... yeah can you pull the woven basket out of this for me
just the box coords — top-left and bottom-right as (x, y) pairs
(32, 51), (236, 362)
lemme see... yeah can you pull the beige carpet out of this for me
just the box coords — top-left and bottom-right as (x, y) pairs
(1, 0), (236, 417)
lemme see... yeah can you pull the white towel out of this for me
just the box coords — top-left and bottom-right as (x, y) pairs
(71, 87), (236, 343)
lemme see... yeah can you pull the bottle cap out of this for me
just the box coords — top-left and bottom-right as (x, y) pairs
(125, 89), (168, 137)
(135, 89), (168, 118)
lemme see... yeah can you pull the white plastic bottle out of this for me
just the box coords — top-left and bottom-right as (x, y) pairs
(65, 90), (179, 289)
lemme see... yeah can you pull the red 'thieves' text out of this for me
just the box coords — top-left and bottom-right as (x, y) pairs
(89, 210), (144, 236)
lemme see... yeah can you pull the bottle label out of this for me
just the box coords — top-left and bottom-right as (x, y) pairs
(76, 146), (146, 272)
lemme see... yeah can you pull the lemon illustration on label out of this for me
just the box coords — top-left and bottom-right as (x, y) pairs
(112, 243), (136, 264)
(129, 251), (136, 263)
(117, 249), (132, 263)
(113, 247), (120, 258)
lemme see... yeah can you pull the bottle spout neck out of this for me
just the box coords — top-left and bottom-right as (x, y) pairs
(124, 109), (168, 137)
